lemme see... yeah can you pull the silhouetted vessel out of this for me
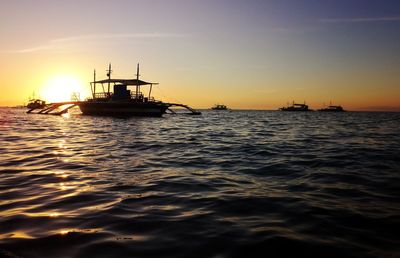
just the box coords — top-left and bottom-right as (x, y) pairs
(26, 64), (200, 116)
(78, 64), (199, 117)
(211, 104), (228, 110)
(280, 102), (310, 111)
(318, 105), (345, 112)
(27, 99), (46, 110)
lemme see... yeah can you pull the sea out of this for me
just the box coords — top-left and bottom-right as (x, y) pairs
(0, 107), (399, 258)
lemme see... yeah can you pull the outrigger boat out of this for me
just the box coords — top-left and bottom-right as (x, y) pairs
(279, 101), (311, 111)
(80, 63), (168, 117)
(27, 64), (201, 116)
(318, 105), (345, 112)
(27, 99), (46, 110)
(211, 104), (228, 110)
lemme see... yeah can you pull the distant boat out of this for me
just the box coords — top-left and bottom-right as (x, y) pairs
(27, 99), (46, 110)
(211, 104), (228, 110)
(318, 105), (345, 112)
(279, 102), (310, 111)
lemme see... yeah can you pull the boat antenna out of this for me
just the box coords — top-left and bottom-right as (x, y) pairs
(92, 69), (96, 99)
(149, 83), (152, 99)
(135, 63), (140, 99)
(107, 63), (112, 95)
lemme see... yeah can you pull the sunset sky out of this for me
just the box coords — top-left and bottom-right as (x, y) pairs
(0, 0), (399, 110)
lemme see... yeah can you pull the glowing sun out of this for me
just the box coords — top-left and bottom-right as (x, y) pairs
(40, 75), (87, 103)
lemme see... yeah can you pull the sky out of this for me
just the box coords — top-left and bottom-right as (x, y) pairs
(0, 0), (399, 110)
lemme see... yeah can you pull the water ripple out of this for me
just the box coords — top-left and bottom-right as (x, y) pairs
(0, 108), (399, 257)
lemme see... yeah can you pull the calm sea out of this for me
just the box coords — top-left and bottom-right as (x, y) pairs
(0, 107), (399, 258)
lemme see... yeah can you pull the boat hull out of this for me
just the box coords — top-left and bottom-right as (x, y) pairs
(27, 103), (46, 110)
(318, 106), (345, 112)
(78, 101), (169, 117)
(279, 103), (310, 111)
(280, 108), (310, 111)
(318, 109), (344, 112)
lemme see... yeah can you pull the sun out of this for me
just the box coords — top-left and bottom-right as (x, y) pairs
(40, 75), (88, 103)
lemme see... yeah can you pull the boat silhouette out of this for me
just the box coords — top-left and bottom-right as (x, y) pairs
(211, 104), (228, 110)
(26, 99), (46, 110)
(318, 105), (345, 112)
(27, 64), (201, 116)
(279, 101), (311, 111)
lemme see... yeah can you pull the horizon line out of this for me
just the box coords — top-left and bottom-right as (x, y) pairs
(2, 105), (399, 112)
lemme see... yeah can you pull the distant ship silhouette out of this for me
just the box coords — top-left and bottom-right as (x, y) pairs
(279, 101), (310, 111)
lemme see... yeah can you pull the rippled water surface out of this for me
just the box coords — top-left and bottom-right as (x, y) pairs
(1, 108), (399, 258)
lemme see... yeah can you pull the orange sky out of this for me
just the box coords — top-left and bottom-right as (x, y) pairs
(1, 1), (399, 111)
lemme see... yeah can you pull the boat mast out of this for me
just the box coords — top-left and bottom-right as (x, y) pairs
(92, 69), (96, 99)
(149, 84), (152, 99)
(107, 63), (112, 95)
(135, 63), (140, 99)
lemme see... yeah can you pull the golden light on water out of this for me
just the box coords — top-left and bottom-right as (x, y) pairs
(9, 231), (33, 239)
(59, 228), (101, 236)
(40, 75), (86, 103)
(60, 229), (71, 235)
(49, 212), (60, 218)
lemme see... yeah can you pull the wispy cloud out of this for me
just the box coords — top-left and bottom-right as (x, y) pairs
(52, 33), (187, 43)
(4, 32), (187, 54)
(320, 16), (400, 23)
(268, 26), (319, 34)
(16, 44), (64, 53)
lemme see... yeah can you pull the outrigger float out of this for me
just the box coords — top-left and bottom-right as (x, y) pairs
(27, 64), (201, 116)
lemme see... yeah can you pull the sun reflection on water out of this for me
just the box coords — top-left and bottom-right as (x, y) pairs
(54, 170), (68, 176)
(60, 229), (71, 235)
(8, 231), (33, 239)
(58, 228), (101, 236)
(49, 212), (60, 218)
(61, 112), (70, 118)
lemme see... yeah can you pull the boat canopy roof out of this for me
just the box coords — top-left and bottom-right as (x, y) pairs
(92, 78), (158, 86)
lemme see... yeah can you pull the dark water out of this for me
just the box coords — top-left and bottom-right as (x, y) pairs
(0, 108), (399, 258)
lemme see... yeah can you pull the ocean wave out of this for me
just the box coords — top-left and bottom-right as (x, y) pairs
(0, 108), (399, 257)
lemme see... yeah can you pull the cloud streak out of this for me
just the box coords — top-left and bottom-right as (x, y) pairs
(7, 32), (187, 53)
(16, 45), (63, 53)
(320, 16), (400, 23)
(52, 33), (187, 43)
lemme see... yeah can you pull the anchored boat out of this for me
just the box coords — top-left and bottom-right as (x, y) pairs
(27, 99), (46, 110)
(80, 63), (168, 117)
(211, 104), (228, 110)
(318, 105), (345, 112)
(279, 102), (311, 111)
(27, 64), (201, 116)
